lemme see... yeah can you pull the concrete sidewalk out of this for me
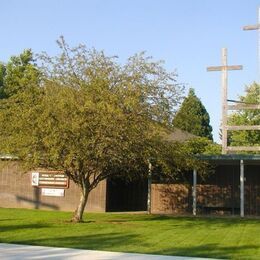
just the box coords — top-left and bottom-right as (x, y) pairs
(0, 243), (217, 260)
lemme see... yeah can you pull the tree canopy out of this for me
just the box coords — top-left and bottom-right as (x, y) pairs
(0, 63), (6, 99)
(0, 49), (40, 99)
(172, 88), (213, 140)
(0, 38), (199, 222)
(228, 83), (260, 148)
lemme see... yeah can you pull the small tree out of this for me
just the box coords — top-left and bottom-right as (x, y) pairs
(172, 88), (213, 140)
(0, 38), (186, 222)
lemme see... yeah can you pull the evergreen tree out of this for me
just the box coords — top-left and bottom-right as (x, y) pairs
(1, 49), (40, 98)
(172, 88), (213, 140)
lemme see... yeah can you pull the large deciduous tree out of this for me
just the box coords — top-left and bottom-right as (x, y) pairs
(172, 88), (213, 140)
(229, 83), (260, 147)
(0, 38), (188, 222)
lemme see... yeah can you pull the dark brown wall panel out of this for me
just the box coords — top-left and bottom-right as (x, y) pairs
(0, 162), (106, 212)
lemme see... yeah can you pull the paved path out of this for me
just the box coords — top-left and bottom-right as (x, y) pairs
(0, 243), (216, 260)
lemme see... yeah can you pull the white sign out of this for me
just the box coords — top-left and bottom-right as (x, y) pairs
(41, 188), (65, 197)
(31, 172), (39, 186)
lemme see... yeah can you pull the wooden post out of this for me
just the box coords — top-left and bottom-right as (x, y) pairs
(221, 48), (228, 154)
(240, 160), (245, 218)
(224, 8), (260, 152)
(207, 48), (243, 154)
(192, 169), (197, 216)
(147, 160), (152, 214)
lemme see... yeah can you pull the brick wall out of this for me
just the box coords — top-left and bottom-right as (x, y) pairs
(151, 184), (192, 214)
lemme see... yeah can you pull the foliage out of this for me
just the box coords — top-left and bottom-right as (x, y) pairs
(149, 135), (219, 184)
(0, 49), (40, 98)
(0, 63), (6, 99)
(228, 83), (260, 148)
(183, 137), (221, 155)
(172, 88), (213, 140)
(0, 37), (188, 222)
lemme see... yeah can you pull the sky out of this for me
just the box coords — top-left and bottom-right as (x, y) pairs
(1, 0), (260, 142)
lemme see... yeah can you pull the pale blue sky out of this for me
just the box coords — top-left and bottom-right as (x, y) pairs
(1, 0), (260, 142)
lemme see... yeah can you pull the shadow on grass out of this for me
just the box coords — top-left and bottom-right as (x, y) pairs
(103, 214), (260, 229)
(5, 233), (260, 259)
(0, 223), (51, 233)
(154, 243), (260, 259)
(9, 232), (144, 252)
(0, 219), (21, 222)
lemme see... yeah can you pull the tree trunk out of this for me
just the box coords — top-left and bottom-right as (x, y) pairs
(71, 185), (89, 223)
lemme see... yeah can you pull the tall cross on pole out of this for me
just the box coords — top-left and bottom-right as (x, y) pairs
(243, 7), (260, 81)
(207, 48), (243, 154)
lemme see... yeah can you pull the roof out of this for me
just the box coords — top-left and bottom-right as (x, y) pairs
(199, 154), (260, 165)
(164, 127), (196, 142)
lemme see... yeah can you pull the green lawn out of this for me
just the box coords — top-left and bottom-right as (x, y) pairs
(0, 208), (260, 259)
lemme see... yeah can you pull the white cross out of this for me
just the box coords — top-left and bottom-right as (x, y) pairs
(207, 48), (243, 154)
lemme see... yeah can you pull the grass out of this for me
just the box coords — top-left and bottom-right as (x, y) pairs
(0, 208), (260, 259)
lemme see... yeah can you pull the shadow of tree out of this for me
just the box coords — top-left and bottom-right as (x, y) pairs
(8, 233), (145, 252)
(0, 223), (51, 233)
(0, 219), (22, 222)
(5, 234), (260, 259)
(156, 184), (192, 214)
(102, 214), (260, 231)
(154, 243), (260, 259)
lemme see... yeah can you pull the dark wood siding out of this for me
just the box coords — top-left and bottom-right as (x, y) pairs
(0, 161), (106, 212)
(245, 165), (260, 215)
(106, 177), (148, 212)
(197, 165), (240, 215)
